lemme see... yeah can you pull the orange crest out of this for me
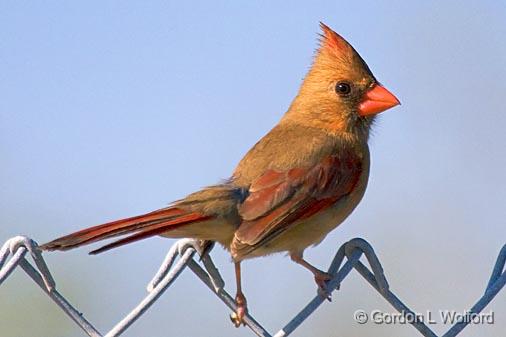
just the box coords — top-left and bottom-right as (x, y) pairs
(318, 22), (353, 57)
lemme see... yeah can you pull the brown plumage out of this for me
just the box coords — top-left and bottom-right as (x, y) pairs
(40, 22), (400, 326)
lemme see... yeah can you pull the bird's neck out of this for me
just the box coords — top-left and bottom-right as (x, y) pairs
(280, 99), (373, 145)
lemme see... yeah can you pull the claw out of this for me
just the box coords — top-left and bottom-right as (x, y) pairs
(230, 293), (248, 327)
(230, 309), (246, 327)
(315, 271), (333, 301)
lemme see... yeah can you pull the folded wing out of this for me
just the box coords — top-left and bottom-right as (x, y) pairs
(234, 152), (362, 254)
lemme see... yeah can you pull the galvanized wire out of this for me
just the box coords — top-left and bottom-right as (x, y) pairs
(0, 235), (504, 337)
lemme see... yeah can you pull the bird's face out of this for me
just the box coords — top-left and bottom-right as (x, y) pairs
(288, 23), (399, 138)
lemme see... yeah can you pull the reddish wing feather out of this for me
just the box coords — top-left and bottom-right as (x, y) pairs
(235, 153), (362, 247)
(239, 170), (296, 221)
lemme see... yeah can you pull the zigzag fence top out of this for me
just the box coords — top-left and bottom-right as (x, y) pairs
(0, 235), (504, 337)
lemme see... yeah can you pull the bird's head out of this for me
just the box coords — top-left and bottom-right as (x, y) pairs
(284, 23), (400, 140)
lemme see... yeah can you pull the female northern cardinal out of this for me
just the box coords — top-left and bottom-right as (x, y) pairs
(41, 23), (400, 326)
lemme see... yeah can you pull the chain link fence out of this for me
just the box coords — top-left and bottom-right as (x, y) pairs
(1, 235), (504, 336)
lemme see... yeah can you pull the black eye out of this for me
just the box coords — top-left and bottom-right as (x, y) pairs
(335, 82), (351, 96)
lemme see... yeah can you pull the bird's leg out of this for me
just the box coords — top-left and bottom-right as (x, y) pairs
(230, 261), (248, 327)
(290, 252), (333, 300)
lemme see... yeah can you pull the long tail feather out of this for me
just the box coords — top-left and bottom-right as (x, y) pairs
(40, 207), (209, 253)
(89, 213), (211, 254)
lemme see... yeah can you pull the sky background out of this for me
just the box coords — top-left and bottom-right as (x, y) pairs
(1, 1), (505, 337)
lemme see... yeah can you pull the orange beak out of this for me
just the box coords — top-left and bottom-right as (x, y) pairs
(358, 84), (400, 116)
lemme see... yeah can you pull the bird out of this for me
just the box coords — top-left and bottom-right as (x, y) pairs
(40, 22), (400, 327)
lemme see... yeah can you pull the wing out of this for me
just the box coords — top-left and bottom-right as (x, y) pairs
(234, 151), (363, 252)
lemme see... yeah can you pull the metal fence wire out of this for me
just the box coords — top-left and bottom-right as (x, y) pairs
(0, 235), (504, 337)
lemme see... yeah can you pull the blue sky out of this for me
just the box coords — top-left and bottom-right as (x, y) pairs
(1, 2), (505, 337)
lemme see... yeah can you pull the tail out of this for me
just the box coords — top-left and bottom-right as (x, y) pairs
(40, 207), (211, 254)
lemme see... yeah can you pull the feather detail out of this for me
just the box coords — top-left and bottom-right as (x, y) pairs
(89, 213), (212, 254)
(39, 207), (209, 252)
(234, 152), (362, 248)
(319, 22), (351, 54)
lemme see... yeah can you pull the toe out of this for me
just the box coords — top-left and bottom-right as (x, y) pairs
(230, 312), (242, 327)
(230, 293), (248, 327)
(315, 272), (333, 301)
(230, 306), (247, 327)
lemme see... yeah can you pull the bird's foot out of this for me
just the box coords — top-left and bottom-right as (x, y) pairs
(230, 293), (248, 327)
(314, 271), (333, 301)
